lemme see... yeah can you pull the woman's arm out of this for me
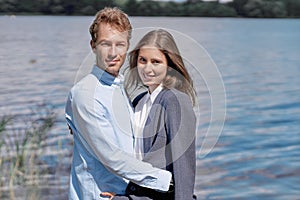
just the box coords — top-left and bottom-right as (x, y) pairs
(165, 90), (197, 200)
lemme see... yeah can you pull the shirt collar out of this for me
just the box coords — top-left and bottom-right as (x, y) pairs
(91, 65), (122, 86)
(148, 84), (163, 104)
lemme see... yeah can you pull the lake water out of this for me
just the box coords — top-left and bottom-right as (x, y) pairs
(0, 16), (299, 199)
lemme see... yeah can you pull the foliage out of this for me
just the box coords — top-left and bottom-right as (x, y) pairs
(0, 103), (57, 200)
(0, 0), (299, 18)
(182, 2), (237, 17)
(284, 0), (300, 17)
(227, 0), (249, 16)
(243, 0), (286, 18)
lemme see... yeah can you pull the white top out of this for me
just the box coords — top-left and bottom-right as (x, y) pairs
(133, 84), (164, 160)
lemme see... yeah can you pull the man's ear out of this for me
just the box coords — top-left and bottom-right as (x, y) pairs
(90, 40), (96, 52)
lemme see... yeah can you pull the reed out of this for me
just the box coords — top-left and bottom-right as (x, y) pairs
(0, 103), (56, 200)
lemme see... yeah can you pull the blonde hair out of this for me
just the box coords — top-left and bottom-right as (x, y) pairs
(89, 7), (132, 43)
(125, 29), (196, 105)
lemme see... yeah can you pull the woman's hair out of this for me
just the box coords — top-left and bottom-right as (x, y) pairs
(125, 29), (196, 105)
(89, 7), (132, 43)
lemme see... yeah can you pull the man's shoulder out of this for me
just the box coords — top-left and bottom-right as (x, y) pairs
(69, 74), (99, 102)
(70, 74), (99, 94)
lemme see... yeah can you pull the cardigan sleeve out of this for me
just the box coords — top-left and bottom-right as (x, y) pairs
(164, 90), (197, 200)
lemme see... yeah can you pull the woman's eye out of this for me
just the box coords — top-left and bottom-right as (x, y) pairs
(139, 57), (146, 63)
(152, 60), (161, 64)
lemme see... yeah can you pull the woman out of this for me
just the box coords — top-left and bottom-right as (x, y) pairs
(127, 29), (197, 200)
(104, 29), (197, 200)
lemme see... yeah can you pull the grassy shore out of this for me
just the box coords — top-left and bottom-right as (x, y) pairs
(0, 103), (57, 200)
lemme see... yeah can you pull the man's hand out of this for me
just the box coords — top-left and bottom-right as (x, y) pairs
(100, 192), (116, 200)
(68, 125), (73, 135)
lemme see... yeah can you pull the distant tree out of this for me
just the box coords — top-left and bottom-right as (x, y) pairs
(183, 2), (204, 16)
(244, 0), (286, 18)
(17, 0), (40, 12)
(265, 1), (286, 18)
(163, 1), (184, 16)
(92, 0), (116, 11)
(129, 0), (162, 16)
(0, 0), (299, 17)
(80, 5), (97, 15)
(124, 0), (139, 16)
(183, 2), (236, 17)
(214, 3), (237, 17)
(0, 0), (18, 12)
(284, 0), (300, 17)
(37, 0), (50, 14)
(50, 0), (64, 14)
(228, 0), (249, 16)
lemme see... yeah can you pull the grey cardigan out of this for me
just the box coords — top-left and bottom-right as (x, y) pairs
(113, 89), (197, 200)
(137, 88), (196, 200)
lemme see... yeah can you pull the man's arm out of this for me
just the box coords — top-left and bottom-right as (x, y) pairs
(66, 90), (171, 192)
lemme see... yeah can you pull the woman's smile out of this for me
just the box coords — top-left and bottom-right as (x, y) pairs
(137, 46), (168, 93)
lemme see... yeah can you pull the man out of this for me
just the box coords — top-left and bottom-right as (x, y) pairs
(65, 7), (172, 200)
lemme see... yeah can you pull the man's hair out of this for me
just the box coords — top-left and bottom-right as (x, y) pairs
(89, 7), (132, 43)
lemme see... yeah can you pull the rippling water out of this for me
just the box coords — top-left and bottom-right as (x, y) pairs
(0, 16), (299, 199)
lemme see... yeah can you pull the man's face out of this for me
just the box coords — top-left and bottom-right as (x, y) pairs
(92, 22), (129, 77)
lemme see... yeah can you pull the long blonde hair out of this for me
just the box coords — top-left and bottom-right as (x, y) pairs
(125, 29), (196, 105)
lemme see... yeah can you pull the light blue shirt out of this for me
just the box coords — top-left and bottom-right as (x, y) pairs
(65, 66), (172, 200)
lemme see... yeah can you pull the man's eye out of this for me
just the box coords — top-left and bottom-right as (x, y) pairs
(117, 43), (126, 47)
(100, 42), (110, 47)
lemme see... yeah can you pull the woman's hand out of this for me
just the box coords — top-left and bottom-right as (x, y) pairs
(100, 192), (116, 200)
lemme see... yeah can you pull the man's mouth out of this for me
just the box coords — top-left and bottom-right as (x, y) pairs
(106, 59), (119, 66)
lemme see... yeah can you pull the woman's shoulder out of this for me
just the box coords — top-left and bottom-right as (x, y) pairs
(160, 88), (191, 105)
(132, 91), (147, 108)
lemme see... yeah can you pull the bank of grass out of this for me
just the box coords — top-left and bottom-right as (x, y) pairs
(0, 103), (56, 200)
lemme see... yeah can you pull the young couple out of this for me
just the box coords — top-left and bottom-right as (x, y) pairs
(65, 7), (197, 200)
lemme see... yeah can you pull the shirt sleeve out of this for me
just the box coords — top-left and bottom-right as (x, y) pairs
(66, 89), (172, 192)
(165, 92), (196, 200)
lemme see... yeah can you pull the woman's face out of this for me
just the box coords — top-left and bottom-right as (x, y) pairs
(137, 46), (168, 93)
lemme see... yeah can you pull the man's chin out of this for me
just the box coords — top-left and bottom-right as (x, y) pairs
(104, 65), (122, 76)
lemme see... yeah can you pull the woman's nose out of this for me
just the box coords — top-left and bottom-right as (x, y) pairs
(143, 62), (153, 72)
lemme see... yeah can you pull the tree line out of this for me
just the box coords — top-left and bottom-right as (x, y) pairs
(1, 0), (299, 18)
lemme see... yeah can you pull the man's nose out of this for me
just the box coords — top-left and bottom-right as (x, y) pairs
(108, 45), (117, 57)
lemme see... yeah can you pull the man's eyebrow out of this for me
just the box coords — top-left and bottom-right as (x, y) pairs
(98, 39), (126, 43)
(98, 39), (111, 43)
(96, 40), (111, 45)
